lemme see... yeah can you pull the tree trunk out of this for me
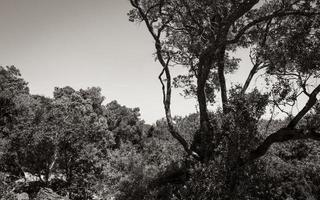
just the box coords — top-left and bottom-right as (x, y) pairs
(192, 54), (214, 162)
(217, 47), (228, 113)
(45, 147), (58, 184)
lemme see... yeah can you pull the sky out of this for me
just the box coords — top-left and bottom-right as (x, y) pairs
(0, 0), (254, 123)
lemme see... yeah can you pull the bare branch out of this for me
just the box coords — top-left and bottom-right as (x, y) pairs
(288, 84), (320, 128)
(130, 0), (158, 41)
(131, 1), (199, 160)
(298, 73), (311, 97)
(159, 64), (200, 160)
(159, 68), (166, 104)
(242, 19), (271, 94)
(241, 62), (261, 94)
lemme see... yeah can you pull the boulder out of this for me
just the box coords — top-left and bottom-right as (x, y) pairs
(16, 192), (29, 200)
(35, 188), (69, 200)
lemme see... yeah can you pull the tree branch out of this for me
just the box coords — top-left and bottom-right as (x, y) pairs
(241, 62), (261, 94)
(245, 128), (320, 165)
(159, 68), (199, 160)
(241, 19), (271, 94)
(288, 84), (320, 128)
(217, 47), (228, 112)
(242, 84), (320, 165)
(227, 11), (318, 44)
(46, 147), (58, 182)
(131, 0), (199, 160)
(227, 0), (259, 25)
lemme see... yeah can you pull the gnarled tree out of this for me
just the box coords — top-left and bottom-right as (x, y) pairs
(129, 0), (320, 197)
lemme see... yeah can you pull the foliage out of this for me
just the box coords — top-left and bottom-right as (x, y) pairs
(0, 173), (16, 200)
(128, 0), (320, 199)
(2, 1), (320, 198)
(0, 67), (150, 199)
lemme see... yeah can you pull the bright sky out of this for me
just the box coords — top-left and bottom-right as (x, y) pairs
(0, 0), (254, 123)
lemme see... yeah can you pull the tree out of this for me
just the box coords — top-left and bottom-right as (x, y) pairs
(105, 100), (144, 149)
(129, 0), (320, 198)
(44, 86), (113, 199)
(0, 81), (116, 199)
(0, 66), (32, 177)
(0, 66), (29, 139)
(0, 67), (155, 199)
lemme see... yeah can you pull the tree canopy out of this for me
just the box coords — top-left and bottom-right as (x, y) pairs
(129, 0), (320, 198)
(1, 1), (320, 199)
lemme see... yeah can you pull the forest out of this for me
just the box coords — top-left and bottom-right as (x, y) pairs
(1, 0), (320, 199)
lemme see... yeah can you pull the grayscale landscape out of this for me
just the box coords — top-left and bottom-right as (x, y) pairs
(1, 0), (320, 199)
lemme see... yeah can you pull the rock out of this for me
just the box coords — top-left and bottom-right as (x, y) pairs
(16, 192), (29, 200)
(35, 188), (69, 200)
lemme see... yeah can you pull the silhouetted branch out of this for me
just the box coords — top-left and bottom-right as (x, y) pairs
(245, 128), (320, 165)
(131, 0), (199, 160)
(241, 62), (261, 94)
(227, 11), (319, 44)
(242, 84), (320, 165)
(288, 84), (320, 128)
(241, 19), (271, 94)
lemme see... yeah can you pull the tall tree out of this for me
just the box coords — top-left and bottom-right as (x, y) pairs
(129, 0), (320, 197)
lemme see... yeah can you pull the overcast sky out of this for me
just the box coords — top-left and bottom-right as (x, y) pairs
(0, 0), (253, 123)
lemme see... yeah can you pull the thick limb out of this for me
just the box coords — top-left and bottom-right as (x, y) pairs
(242, 84), (320, 165)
